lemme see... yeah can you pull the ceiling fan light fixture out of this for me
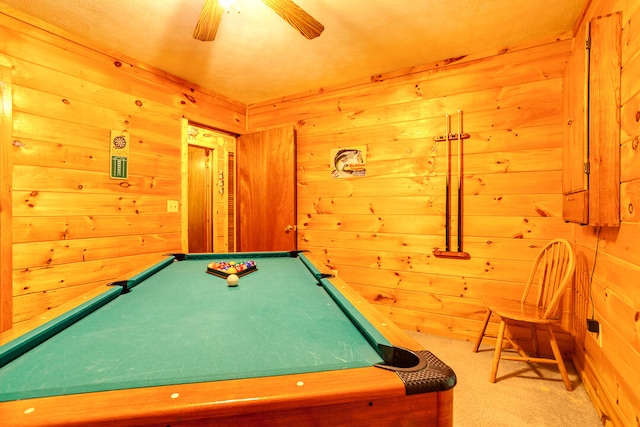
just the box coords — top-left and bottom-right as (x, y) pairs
(219, 0), (240, 13)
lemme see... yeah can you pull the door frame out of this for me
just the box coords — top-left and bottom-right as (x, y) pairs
(180, 119), (236, 253)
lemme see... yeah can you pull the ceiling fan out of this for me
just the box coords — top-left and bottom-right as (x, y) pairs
(193, 0), (325, 41)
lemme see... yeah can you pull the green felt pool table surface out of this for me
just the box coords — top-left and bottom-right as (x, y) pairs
(0, 252), (387, 401)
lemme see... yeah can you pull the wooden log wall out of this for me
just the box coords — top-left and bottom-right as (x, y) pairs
(248, 36), (575, 355)
(0, 6), (246, 327)
(571, 0), (640, 425)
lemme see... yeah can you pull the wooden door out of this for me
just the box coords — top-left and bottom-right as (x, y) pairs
(237, 127), (296, 251)
(188, 145), (213, 252)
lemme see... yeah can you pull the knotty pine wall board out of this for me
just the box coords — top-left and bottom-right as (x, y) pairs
(621, 53), (640, 107)
(296, 122), (560, 156)
(13, 191), (172, 216)
(463, 215), (568, 238)
(12, 253), (169, 323)
(292, 99), (561, 141)
(300, 194), (560, 219)
(311, 245), (533, 278)
(298, 213), (441, 234)
(248, 41), (570, 130)
(329, 260), (532, 299)
(13, 165), (180, 195)
(13, 233), (181, 271)
(620, 139), (640, 184)
(11, 253), (165, 298)
(301, 213), (567, 241)
(312, 241), (574, 321)
(620, 136), (640, 183)
(620, 91), (640, 143)
(298, 137), (561, 181)
(298, 209), (567, 238)
(620, 181), (640, 222)
(302, 230), (563, 265)
(13, 215), (181, 243)
(14, 284), (105, 319)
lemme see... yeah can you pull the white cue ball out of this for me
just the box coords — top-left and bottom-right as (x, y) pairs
(227, 274), (239, 287)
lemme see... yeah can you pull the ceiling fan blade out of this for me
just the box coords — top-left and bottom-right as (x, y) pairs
(193, 0), (224, 41)
(261, 0), (324, 39)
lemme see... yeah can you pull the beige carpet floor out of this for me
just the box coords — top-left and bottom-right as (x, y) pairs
(406, 331), (603, 427)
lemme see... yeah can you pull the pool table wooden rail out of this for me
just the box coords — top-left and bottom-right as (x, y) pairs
(0, 364), (452, 426)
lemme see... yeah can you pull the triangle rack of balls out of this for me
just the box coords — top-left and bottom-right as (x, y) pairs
(206, 260), (257, 278)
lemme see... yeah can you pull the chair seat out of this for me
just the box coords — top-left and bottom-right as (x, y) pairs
(485, 299), (560, 324)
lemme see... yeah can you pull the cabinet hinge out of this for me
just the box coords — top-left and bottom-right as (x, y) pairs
(585, 37), (591, 50)
(584, 162), (590, 174)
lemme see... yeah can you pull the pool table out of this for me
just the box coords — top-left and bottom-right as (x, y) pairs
(0, 251), (456, 426)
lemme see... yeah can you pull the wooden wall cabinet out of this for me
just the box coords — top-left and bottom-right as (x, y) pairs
(562, 12), (621, 227)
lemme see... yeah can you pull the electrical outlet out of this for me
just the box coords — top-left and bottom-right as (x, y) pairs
(167, 200), (179, 212)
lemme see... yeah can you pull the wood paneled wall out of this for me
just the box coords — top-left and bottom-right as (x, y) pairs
(571, 1), (640, 426)
(249, 37), (575, 354)
(0, 6), (245, 327)
(3, 1), (640, 424)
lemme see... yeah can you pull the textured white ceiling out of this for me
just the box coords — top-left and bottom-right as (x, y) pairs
(0, 0), (586, 104)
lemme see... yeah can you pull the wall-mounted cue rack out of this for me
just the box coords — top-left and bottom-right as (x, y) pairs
(433, 110), (471, 260)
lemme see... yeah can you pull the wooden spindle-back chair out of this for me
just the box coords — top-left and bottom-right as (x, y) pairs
(472, 238), (576, 391)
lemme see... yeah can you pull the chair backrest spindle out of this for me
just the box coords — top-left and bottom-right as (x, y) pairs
(518, 239), (575, 320)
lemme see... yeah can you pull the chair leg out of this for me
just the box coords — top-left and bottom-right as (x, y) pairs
(490, 318), (506, 383)
(546, 325), (572, 391)
(473, 309), (492, 353)
(530, 323), (539, 357)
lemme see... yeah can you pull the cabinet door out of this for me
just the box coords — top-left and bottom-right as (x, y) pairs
(562, 25), (590, 225)
(588, 12), (621, 227)
(562, 27), (589, 197)
(562, 13), (621, 226)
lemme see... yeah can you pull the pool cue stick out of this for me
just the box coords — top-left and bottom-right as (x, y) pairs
(456, 109), (463, 253)
(444, 113), (451, 252)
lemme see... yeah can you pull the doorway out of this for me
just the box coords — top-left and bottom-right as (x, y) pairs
(182, 121), (236, 253)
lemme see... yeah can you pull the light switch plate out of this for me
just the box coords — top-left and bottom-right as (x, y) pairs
(167, 200), (179, 212)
